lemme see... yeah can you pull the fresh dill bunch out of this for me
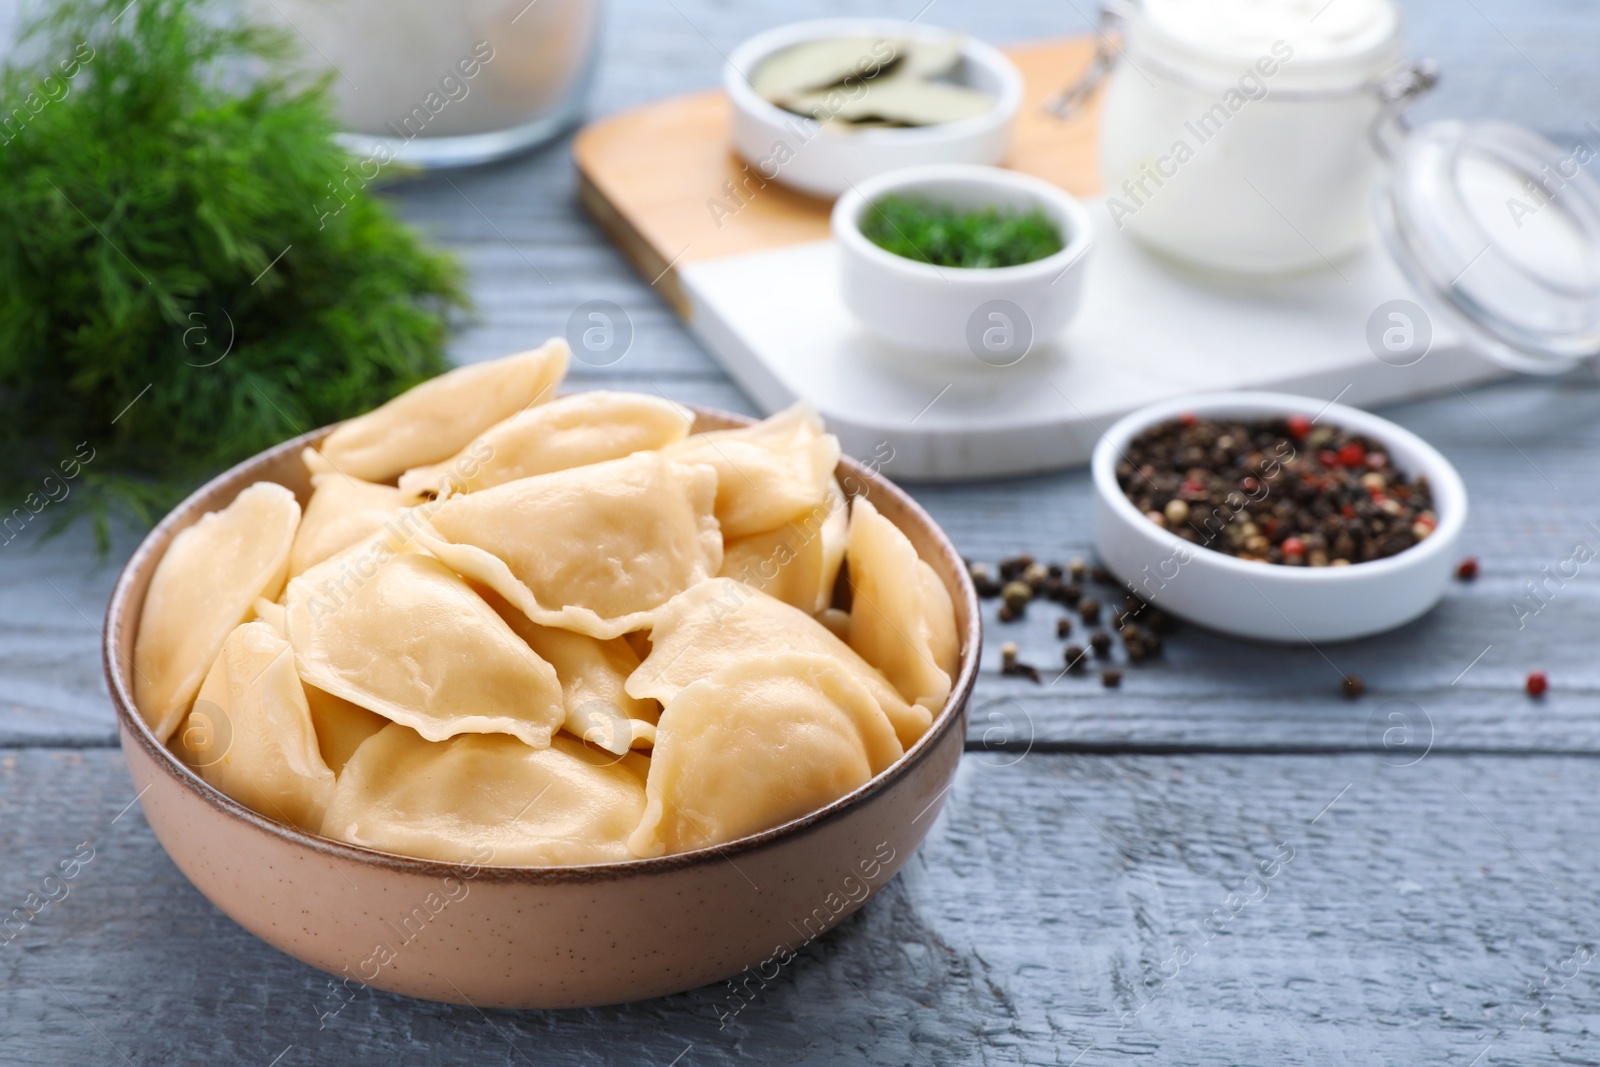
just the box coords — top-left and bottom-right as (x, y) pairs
(860, 195), (1064, 269)
(0, 0), (468, 546)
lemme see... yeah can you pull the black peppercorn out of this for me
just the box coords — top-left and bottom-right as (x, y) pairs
(1341, 674), (1365, 699)
(1079, 597), (1101, 624)
(1102, 669), (1123, 688)
(1055, 617), (1072, 639)
(1090, 631), (1112, 657)
(999, 554), (1034, 581)
(1063, 645), (1087, 671)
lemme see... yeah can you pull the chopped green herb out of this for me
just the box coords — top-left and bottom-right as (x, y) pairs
(859, 194), (1064, 269)
(0, 0), (468, 547)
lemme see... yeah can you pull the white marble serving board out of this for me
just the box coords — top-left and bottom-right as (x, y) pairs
(677, 200), (1506, 481)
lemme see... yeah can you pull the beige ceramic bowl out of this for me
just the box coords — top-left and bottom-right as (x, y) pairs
(103, 406), (980, 1009)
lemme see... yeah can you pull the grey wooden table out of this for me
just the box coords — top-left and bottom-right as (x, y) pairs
(7, 1), (1600, 1064)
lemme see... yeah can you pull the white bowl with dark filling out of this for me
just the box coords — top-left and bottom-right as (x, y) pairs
(1091, 392), (1468, 643)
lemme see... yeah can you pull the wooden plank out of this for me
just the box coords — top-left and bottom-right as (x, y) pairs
(5, 747), (1600, 1065)
(7, 377), (1599, 751)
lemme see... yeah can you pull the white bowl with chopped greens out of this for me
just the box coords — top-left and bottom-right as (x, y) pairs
(725, 19), (1023, 199)
(832, 164), (1095, 364)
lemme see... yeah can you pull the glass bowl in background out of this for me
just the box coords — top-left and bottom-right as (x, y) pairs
(263, 0), (603, 168)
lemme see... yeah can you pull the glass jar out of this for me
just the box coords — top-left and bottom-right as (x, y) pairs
(266, 0), (604, 168)
(1049, 0), (1600, 373)
(1096, 0), (1404, 274)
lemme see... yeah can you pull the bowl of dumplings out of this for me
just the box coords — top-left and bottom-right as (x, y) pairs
(104, 338), (978, 1009)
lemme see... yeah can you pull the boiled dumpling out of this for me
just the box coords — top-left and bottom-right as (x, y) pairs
(322, 725), (648, 866)
(315, 339), (570, 483)
(285, 549), (566, 748)
(627, 578), (931, 748)
(289, 457), (407, 575)
(664, 402), (840, 538)
(304, 684), (390, 774)
(718, 479), (847, 614)
(134, 482), (301, 743)
(845, 497), (960, 714)
(173, 621), (334, 831)
(252, 596), (287, 636)
(397, 391), (693, 500)
(416, 451), (722, 639)
(491, 599), (660, 756)
(627, 653), (903, 857)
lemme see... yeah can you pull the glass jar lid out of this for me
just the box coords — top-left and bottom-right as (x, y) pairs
(1376, 118), (1600, 373)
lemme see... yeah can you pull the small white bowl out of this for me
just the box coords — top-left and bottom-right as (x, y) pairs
(725, 19), (1023, 199)
(832, 164), (1094, 363)
(1091, 392), (1468, 643)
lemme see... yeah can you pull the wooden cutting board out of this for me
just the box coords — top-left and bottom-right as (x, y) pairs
(573, 38), (1105, 316)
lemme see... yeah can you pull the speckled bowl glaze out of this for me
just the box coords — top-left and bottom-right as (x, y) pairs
(103, 406), (979, 1009)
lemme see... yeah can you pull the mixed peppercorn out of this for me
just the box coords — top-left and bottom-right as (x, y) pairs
(973, 548), (1542, 700)
(1117, 414), (1438, 566)
(971, 554), (1171, 688)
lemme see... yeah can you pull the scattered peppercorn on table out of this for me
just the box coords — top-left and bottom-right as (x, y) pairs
(7, 0), (1600, 1063)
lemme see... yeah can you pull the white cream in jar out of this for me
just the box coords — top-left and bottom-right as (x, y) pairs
(1098, 0), (1404, 274)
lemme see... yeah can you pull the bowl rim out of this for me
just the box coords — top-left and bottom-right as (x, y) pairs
(723, 17), (1024, 145)
(103, 403), (982, 885)
(831, 163), (1096, 285)
(1090, 390), (1469, 582)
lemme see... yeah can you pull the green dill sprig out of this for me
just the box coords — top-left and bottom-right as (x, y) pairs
(0, 0), (468, 547)
(860, 194), (1064, 269)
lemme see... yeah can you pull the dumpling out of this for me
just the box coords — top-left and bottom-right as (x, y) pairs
(627, 578), (931, 748)
(322, 725), (648, 866)
(845, 497), (960, 714)
(627, 653), (903, 858)
(252, 596), (287, 636)
(664, 402), (840, 538)
(718, 479), (847, 614)
(397, 391), (694, 500)
(289, 458), (407, 575)
(816, 607), (851, 641)
(134, 482), (300, 743)
(415, 451), (722, 639)
(304, 684), (390, 774)
(491, 599), (660, 756)
(285, 549), (566, 748)
(314, 339), (571, 483)
(173, 621), (335, 831)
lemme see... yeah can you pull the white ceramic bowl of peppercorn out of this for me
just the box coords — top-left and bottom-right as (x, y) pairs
(1091, 392), (1468, 643)
(832, 164), (1095, 363)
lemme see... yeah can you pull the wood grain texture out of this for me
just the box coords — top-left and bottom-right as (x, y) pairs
(1, 0), (1599, 1061)
(5, 748), (1600, 1066)
(9, 378), (1597, 753)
